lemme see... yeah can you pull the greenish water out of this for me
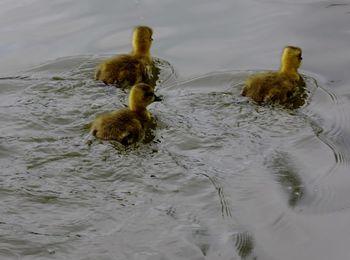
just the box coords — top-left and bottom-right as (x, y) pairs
(1, 1), (350, 260)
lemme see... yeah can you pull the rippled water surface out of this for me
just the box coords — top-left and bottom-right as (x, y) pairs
(1, 1), (350, 260)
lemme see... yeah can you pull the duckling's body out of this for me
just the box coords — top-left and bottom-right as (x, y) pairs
(242, 46), (306, 108)
(91, 83), (159, 145)
(95, 54), (149, 87)
(95, 26), (158, 88)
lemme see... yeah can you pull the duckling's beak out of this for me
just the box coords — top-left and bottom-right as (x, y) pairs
(154, 94), (162, 102)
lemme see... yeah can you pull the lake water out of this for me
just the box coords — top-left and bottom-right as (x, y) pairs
(1, 0), (350, 259)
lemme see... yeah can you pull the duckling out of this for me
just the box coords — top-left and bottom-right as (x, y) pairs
(242, 46), (306, 108)
(95, 26), (159, 88)
(91, 83), (161, 145)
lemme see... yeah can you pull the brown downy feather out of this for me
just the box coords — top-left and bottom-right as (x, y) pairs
(95, 26), (159, 89)
(90, 83), (160, 145)
(242, 46), (306, 109)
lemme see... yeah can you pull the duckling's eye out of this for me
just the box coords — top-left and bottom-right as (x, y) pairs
(150, 37), (153, 41)
(298, 54), (302, 60)
(144, 92), (154, 97)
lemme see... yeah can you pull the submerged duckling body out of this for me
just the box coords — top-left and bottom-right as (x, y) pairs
(242, 46), (306, 108)
(95, 26), (158, 88)
(91, 83), (160, 145)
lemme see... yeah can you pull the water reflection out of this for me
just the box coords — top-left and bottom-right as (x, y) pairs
(266, 151), (304, 207)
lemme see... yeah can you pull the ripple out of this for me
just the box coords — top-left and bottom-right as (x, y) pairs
(201, 173), (232, 218)
(326, 3), (349, 8)
(271, 76), (350, 214)
(234, 232), (255, 258)
(2, 61), (350, 260)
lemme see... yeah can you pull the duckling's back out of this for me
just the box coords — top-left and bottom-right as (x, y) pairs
(243, 72), (299, 104)
(91, 109), (147, 144)
(95, 54), (148, 88)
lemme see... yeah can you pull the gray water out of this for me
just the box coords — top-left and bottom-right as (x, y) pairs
(1, 0), (350, 259)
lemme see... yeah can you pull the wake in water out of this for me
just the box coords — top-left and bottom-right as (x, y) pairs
(1, 57), (350, 259)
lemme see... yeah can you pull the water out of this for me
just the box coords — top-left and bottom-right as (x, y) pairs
(1, 0), (350, 259)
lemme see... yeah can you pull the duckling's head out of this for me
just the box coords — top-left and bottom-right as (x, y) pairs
(280, 46), (303, 72)
(132, 26), (153, 57)
(129, 83), (159, 112)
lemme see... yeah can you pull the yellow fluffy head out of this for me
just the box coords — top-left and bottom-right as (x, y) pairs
(132, 26), (153, 56)
(281, 46), (303, 70)
(129, 83), (157, 111)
